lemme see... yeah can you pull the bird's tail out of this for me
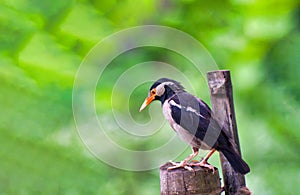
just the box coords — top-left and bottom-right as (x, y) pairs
(220, 148), (250, 174)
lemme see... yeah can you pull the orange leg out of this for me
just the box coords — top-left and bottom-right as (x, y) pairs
(190, 149), (216, 173)
(203, 148), (216, 162)
(168, 147), (199, 172)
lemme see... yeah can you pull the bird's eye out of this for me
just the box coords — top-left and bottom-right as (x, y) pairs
(151, 90), (155, 95)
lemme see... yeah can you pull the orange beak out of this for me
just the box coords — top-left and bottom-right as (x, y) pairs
(139, 93), (156, 112)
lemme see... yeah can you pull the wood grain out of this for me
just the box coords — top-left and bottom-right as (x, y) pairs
(160, 162), (222, 195)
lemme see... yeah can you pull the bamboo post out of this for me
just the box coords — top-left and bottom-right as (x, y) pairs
(160, 162), (222, 195)
(207, 70), (249, 195)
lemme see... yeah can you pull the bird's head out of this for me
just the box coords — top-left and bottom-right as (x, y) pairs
(139, 78), (185, 112)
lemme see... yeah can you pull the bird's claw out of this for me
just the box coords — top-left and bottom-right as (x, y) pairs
(189, 160), (215, 174)
(167, 159), (215, 174)
(167, 161), (194, 172)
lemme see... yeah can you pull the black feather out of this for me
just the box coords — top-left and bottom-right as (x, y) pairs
(220, 147), (250, 174)
(147, 78), (250, 174)
(169, 92), (217, 146)
(169, 92), (250, 174)
(151, 78), (186, 93)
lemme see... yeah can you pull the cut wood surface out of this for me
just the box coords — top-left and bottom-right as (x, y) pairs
(160, 162), (222, 195)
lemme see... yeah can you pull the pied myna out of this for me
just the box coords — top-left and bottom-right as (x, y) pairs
(139, 78), (250, 174)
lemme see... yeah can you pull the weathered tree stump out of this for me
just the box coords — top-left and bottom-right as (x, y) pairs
(160, 162), (222, 195)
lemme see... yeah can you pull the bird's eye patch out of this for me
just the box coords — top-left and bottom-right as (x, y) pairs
(150, 89), (156, 95)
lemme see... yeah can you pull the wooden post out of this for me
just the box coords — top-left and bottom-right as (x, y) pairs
(160, 162), (222, 195)
(207, 70), (248, 195)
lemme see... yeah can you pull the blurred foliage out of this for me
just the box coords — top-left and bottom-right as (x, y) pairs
(1, 0), (300, 194)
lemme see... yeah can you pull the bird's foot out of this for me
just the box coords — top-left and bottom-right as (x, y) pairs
(167, 161), (194, 172)
(189, 159), (215, 174)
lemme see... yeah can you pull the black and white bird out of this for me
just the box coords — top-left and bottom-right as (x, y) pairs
(139, 78), (250, 174)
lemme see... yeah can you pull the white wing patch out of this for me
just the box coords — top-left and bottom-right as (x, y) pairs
(169, 100), (206, 119)
(169, 100), (182, 108)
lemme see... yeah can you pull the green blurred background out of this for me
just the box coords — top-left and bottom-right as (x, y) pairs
(1, 0), (300, 194)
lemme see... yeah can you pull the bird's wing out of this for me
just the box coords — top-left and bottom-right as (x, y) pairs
(169, 92), (228, 148)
